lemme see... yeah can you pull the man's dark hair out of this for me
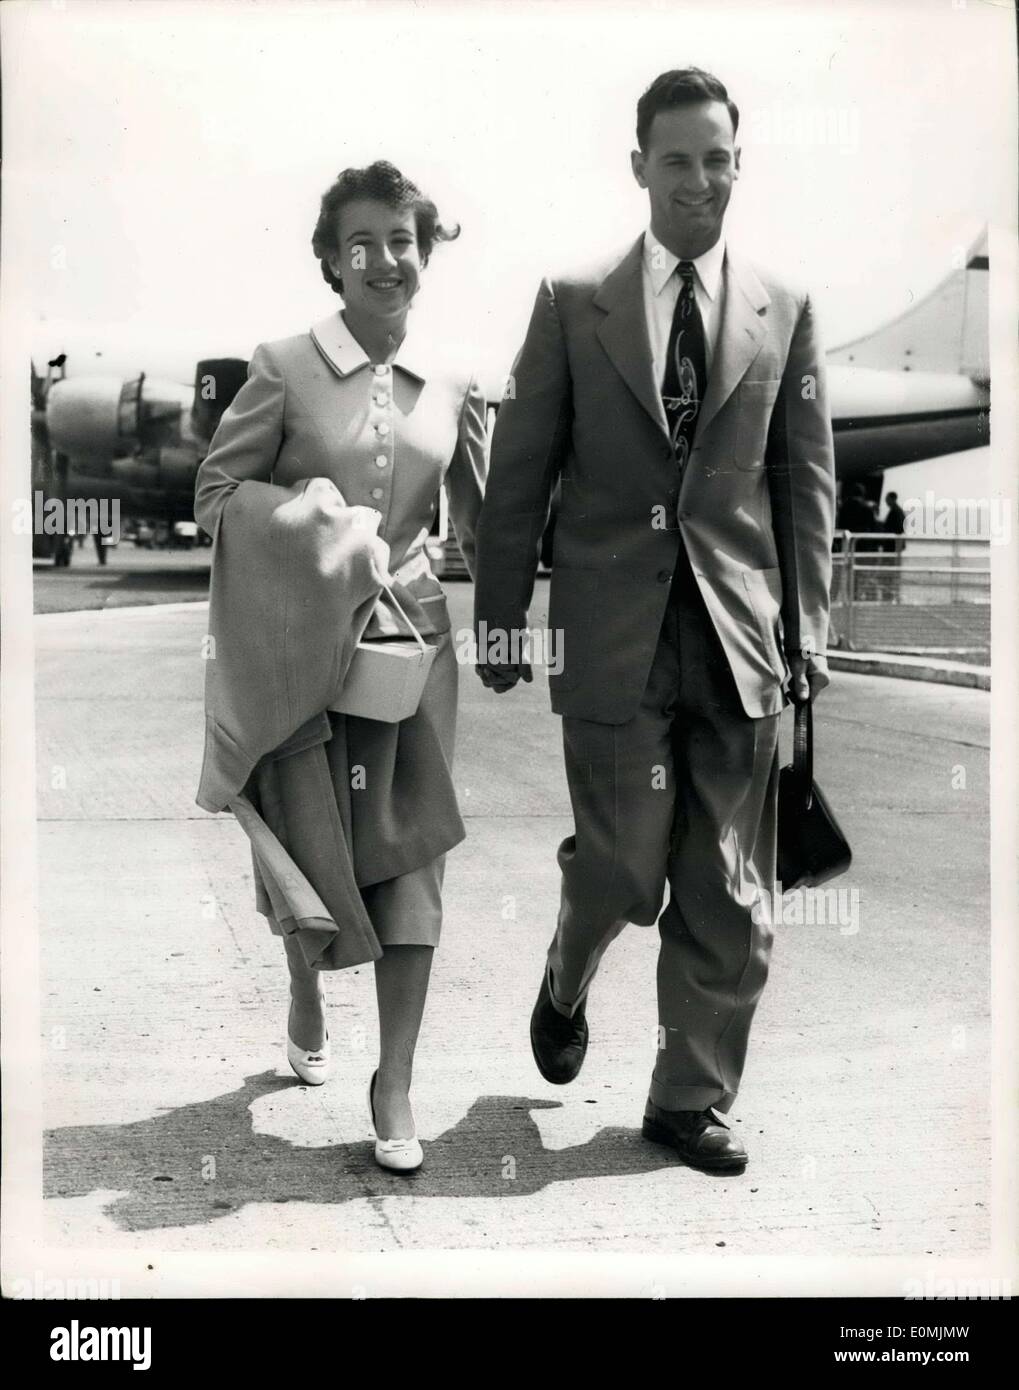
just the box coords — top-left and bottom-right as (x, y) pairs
(311, 159), (459, 296)
(636, 68), (739, 151)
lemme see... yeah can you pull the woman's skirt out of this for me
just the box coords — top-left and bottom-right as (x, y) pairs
(244, 628), (464, 957)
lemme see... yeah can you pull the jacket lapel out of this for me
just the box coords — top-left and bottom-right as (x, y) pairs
(310, 310), (431, 382)
(310, 312), (370, 377)
(594, 238), (669, 436)
(694, 250), (769, 444)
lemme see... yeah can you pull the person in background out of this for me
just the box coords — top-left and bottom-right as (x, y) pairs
(879, 490), (907, 600)
(837, 482), (879, 599)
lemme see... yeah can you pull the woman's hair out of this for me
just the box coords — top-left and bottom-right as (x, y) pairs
(311, 160), (460, 295)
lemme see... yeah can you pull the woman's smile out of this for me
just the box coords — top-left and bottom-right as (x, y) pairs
(366, 275), (404, 293)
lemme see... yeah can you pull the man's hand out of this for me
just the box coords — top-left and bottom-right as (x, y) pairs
(787, 654), (829, 703)
(477, 662), (533, 693)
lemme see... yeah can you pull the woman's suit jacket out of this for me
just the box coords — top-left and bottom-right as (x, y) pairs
(192, 309), (487, 969)
(194, 308), (488, 636)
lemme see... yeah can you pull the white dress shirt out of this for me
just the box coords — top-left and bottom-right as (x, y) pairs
(641, 226), (726, 388)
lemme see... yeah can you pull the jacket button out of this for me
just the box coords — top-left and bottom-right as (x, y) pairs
(374, 455), (388, 468)
(370, 487), (384, 500)
(657, 570), (671, 583)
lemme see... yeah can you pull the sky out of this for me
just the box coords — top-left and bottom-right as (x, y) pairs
(2, 0), (1015, 395)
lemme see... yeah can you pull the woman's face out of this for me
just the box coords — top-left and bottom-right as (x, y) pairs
(328, 198), (422, 322)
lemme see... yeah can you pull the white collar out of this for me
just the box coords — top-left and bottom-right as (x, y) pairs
(310, 307), (429, 382)
(643, 226), (726, 302)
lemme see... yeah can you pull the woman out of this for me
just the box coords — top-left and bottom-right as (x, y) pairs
(194, 162), (486, 1172)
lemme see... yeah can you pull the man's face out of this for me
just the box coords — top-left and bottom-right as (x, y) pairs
(631, 100), (740, 259)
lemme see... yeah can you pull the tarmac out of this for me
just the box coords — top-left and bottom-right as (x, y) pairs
(31, 578), (992, 1292)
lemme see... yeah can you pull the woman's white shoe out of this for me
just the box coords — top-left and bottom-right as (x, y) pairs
(286, 995), (330, 1085)
(368, 1070), (423, 1173)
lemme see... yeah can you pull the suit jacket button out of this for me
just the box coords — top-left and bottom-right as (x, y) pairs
(657, 570), (671, 583)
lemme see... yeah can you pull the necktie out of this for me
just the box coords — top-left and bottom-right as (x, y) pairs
(661, 261), (707, 470)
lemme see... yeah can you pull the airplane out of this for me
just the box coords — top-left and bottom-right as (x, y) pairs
(30, 231), (989, 566)
(825, 230), (989, 479)
(30, 345), (249, 564)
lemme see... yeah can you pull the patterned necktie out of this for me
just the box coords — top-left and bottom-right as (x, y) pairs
(661, 260), (707, 470)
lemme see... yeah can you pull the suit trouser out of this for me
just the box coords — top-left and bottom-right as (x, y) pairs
(547, 546), (781, 1114)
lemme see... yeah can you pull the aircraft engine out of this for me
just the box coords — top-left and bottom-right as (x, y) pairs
(47, 375), (194, 457)
(46, 376), (141, 456)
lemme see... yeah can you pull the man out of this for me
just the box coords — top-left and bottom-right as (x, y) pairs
(838, 481), (880, 599)
(474, 69), (835, 1171)
(882, 491), (906, 538)
(879, 490), (907, 600)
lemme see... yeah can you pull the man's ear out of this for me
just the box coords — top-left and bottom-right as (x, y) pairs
(630, 148), (649, 189)
(733, 145), (741, 178)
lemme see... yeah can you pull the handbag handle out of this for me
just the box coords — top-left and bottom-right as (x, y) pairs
(791, 694), (815, 812)
(377, 582), (429, 655)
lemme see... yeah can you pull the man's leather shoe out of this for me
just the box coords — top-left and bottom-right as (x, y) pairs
(642, 1101), (748, 1172)
(530, 967), (588, 1084)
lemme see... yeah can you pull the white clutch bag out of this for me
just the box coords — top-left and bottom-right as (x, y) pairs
(329, 585), (436, 723)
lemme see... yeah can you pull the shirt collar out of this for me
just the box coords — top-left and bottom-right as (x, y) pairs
(310, 308), (428, 382)
(642, 226), (726, 302)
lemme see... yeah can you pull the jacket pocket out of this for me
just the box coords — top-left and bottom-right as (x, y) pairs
(742, 566), (787, 677)
(546, 568), (598, 691)
(735, 379), (781, 469)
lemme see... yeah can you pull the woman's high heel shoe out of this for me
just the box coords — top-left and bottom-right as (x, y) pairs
(368, 1070), (423, 1173)
(286, 994), (330, 1085)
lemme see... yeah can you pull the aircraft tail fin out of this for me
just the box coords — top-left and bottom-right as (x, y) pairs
(828, 229), (988, 384)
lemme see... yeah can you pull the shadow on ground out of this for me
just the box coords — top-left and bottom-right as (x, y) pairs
(33, 559), (211, 613)
(44, 1071), (732, 1231)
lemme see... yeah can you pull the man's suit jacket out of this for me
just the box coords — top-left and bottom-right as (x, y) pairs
(474, 236), (836, 722)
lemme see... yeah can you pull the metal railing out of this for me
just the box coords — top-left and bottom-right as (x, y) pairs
(830, 532), (990, 664)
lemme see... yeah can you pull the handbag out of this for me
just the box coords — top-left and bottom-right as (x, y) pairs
(776, 695), (852, 890)
(329, 585), (437, 723)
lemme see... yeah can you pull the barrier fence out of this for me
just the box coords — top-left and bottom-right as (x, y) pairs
(830, 532), (990, 665)
(439, 525), (992, 668)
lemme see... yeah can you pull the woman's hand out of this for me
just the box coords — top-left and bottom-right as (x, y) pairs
(346, 503), (392, 585)
(368, 534), (393, 587)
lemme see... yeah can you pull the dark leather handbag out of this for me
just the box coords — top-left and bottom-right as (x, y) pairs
(777, 696), (852, 890)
